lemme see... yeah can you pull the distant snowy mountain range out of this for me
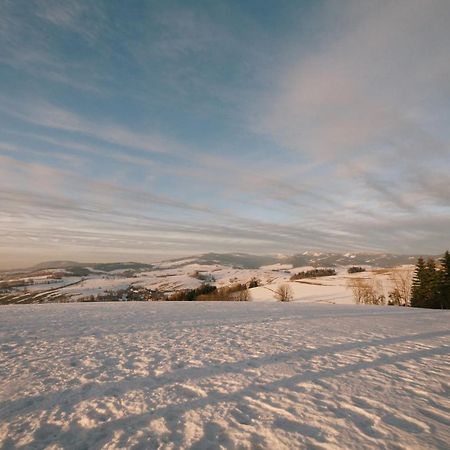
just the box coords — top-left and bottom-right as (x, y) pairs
(192, 252), (421, 269)
(27, 251), (426, 273)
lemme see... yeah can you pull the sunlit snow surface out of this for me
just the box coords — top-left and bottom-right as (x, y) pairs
(1, 302), (449, 449)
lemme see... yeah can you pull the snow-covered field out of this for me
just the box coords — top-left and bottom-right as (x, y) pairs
(1, 302), (449, 449)
(1, 259), (413, 305)
(250, 279), (354, 304)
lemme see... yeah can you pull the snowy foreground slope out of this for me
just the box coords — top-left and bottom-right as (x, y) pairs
(1, 303), (449, 449)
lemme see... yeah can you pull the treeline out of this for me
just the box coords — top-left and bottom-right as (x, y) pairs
(167, 283), (251, 301)
(347, 266), (366, 274)
(0, 280), (33, 291)
(411, 251), (450, 309)
(290, 268), (336, 281)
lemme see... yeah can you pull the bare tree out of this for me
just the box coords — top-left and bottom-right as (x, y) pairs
(233, 287), (251, 301)
(389, 267), (413, 306)
(275, 283), (294, 302)
(347, 278), (366, 304)
(347, 277), (385, 305)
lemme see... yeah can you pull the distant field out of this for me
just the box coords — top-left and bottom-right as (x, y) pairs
(0, 257), (413, 305)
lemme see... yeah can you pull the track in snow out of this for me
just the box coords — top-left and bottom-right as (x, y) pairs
(1, 302), (449, 449)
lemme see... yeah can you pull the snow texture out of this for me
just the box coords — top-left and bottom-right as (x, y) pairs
(1, 302), (449, 449)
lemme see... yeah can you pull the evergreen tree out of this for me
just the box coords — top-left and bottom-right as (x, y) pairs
(411, 257), (426, 307)
(438, 251), (450, 309)
(424, 258), (439, 308)
(411, 252), (450, 309)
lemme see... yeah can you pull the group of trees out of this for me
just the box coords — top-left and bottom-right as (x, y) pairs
(248, 277), (260, 288)
(388, 268), (413, 306)
(290, 268), (336, 281)
(411, 251), (450, 309)
(347, 251), (450, 309)
(347, 267), (413, 306)
(167, 283), (251, 301)
(167, 284), (217, 301)
(197, 284), (251, 301)
(347, 277), (386, 305)
(347, 266), (366, 274)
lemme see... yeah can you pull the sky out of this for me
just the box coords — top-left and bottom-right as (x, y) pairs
(1, 0), (450, 268)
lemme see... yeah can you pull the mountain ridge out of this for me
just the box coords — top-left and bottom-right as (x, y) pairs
(12, 251), (434, 273)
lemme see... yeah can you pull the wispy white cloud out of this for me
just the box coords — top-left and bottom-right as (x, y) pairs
(254, 0), (450, 163)
(1, 0), (449, 266)
(0, 99), (179, 154)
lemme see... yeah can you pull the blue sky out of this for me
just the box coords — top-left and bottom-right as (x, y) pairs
(1, 0), (450, 268)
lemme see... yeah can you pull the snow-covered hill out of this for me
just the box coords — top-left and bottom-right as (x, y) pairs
(1, 302), (449, 449)
(1, 253), (418, 304)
